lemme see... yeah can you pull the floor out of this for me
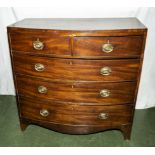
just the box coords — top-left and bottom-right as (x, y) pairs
(0, 95), (155, 147)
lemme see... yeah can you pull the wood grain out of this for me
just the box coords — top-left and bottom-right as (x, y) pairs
(16, 75), (136, 105)
(9, 31), (70, 56)
(73, 36), (143, 58)
(12, 54), (140, 82)
(19, 96), (133, 126)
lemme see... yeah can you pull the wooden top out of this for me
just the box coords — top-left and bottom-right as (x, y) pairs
(8, 18), (146, 31)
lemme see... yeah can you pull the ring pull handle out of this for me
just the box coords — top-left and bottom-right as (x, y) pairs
(33, 38), (44, 50)
(100, 67), (112, 76)
(100, 89), (110, 98)
(98, 113), (109, 120)
(102, 40), (114, 53)
(38, 86), (48, 94)
(35, 63), (45, 72)
(40, 109), (49, 117)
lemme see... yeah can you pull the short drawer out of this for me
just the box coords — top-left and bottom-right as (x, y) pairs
(19, 96), (133, 125)
(16, 75), (136, 105)
(9, 31), (70, 56)
(73, 36), (143, 58)
(13, 54), (140, 82)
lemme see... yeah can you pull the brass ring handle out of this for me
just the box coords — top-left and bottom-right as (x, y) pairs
(35, 63), (45, 72)
(98, 113), (109, 120)
(100, 67), (112, 76)
(40, 109), (49, 117)
(38, 86), (48, 94)
(33, 38), (44, 50)
(100, 89), (110, 98)
(102, 43), (114, 53)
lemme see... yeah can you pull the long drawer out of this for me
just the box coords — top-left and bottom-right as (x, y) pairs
(13, 54), (140, 82)
(73, 36), (143, 58)
(19, 96), (133, 126)
(16, 75), (136, 105)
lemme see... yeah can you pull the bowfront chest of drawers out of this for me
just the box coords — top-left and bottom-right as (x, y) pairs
(7, 18), (147, 140)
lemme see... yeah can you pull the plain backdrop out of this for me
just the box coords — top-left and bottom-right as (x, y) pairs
(0, 7), (155, 109)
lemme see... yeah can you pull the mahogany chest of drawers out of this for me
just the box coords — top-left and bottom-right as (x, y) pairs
(7, 18), (147, 140)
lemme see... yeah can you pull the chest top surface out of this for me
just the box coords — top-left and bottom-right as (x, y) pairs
(8, 18), (146, 30)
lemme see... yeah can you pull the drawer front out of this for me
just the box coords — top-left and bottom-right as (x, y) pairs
(16, 75), (136, 105)
(19, 97), (133, 125)
(73, 36), (143, 58)
(13, 54), (140, 82)
(9, 32), (70, 56)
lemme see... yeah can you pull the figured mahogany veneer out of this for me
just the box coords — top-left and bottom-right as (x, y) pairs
(7, 18), (147, 140)
(19, 96), (133, 126)
(16, 75), (136, 105)
(10, 31), (70, 56)
(12, 54), (140, 82)
(73, 36), (143, 58)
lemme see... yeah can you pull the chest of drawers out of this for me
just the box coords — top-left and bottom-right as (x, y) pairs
(7, 18), (147, 140)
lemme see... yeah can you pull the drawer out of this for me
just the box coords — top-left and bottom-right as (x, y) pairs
(19, 96), (133, 125)
(9, 31), (70, 56)
(73, 36), (143, 58)
(16, 75), (136, 105)
(13, 54), (140, 82)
